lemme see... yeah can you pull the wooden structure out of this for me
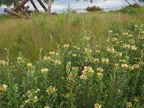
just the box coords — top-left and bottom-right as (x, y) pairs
(4, 0), (48, 18)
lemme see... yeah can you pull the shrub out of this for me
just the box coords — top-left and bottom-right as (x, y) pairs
(86, 6), (102, 12)
(0, 23), (144, 107)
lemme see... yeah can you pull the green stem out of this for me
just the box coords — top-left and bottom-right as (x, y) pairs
(85, 80), (89, 108)
(0, 94), (2, 107)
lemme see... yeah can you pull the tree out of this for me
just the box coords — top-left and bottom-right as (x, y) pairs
(125, 0), (132, 5)
(138, 0), (144, 2)
(48, 0), (52, 14)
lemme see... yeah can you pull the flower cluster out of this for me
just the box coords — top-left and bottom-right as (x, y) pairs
(84, 36), (90, 41)
(96, 67), (104, 80)
(0, 84), (8, 92)
(27, 70), (34, 77)
(54, 60), (61, 65)
(123, 44), (131, 49)
(94, 103), (102, 108)
(41, 68), (49, 74)
(49, 52), (59, 56)
(25, 89), (40, 104)
(44, 106), (51, 108)
(130, 64), (140, 70)
(84, 47), (92, 54)
(102, 58), (109, 64)
(63, 44), (69, 48)
(17, 57), (25, 63)
(122, 44), (137, 51)
(25, 96), (38, 104)
(0, 60), (8, 66)
(108, 30), (113, 33)
(80, 66), (94, 80)
(44, 56), (52, 61)
(43, 54), (61, 65)
(27, 63), (34, 69)
(73, 45), (80, 50)
(19, 105), (24, 108)
(97, 72), (103, 78)
(111, 38), (117, 42)
(123, 32), (129, 36)
(97, 67), (104, 73)
(121, 64), (129, 69)
(107, 47), (116, 53)
(93, 58), (99, 63)
(67, 67), (78, 81)
(116, 52), (123, 57)
(46, 86), (57, 95)
(131, 45), (137, 51)
(126, 102), (132, 108)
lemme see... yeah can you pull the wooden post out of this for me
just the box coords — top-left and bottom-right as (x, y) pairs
(14, 0), (18, 6)
(4, 8), (25, 18)
(12, 1), (30, 18)
(23, 6), (29, 12)
(37, 0), (47, 12)
(21, 6), (30, 18)
(14, 0), (29, 12)
(48, 0), (52, 14)
(30, 0), (39, 12)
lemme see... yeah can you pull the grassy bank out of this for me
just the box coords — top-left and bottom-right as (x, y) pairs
(0, 8), (144, 107)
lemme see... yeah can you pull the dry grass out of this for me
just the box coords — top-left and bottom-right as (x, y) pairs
(0, 11), (144, 61)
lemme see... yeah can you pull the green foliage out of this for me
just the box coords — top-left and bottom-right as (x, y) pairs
(0, 14), (11, 19)
(0, 23), (144, 107)
(119, 6), (144, 14)
(70, 15), (81, 26)
(86, 5), (102, 11)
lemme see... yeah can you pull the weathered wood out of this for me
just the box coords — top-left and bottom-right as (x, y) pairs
(21, 6), (30, 18)
(14, 1), (25, 10)
(30, 0), (39, 12)
(37, 0), (47, 12)
(14, 0), (29, 12)
(23, 6), (29, 12)
(12, 2), (30, 18)
(4, 0), (54, 18)
(4, 8), (25, 18)
(48, 0), (52, 14)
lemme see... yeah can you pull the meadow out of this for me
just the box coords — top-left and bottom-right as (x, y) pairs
(0, 6), (144, 108)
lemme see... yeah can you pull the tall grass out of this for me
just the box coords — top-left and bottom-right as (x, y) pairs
(1, 11), (144, 61)
(0, 21), (144, 107)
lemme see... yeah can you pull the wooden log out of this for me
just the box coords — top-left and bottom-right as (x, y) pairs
(4, 8), (25, 18)
(30, 0), (39, 12)
(37, 0), (47, 12)
(23, 6), (29, 12)
(14, 0), (29, 12)
(14, 0), (18, 6)
(12, 4), (30, 18)
(21, 6), (30, 18)
(51, 12), (57, 15)
(14, 1), (25, 10)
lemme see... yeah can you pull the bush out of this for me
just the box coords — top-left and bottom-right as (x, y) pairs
(86, 6), (102, 12)
(119, 3), (144, 14)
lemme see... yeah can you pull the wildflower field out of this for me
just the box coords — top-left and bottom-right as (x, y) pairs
(0, 9), (144, 108)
